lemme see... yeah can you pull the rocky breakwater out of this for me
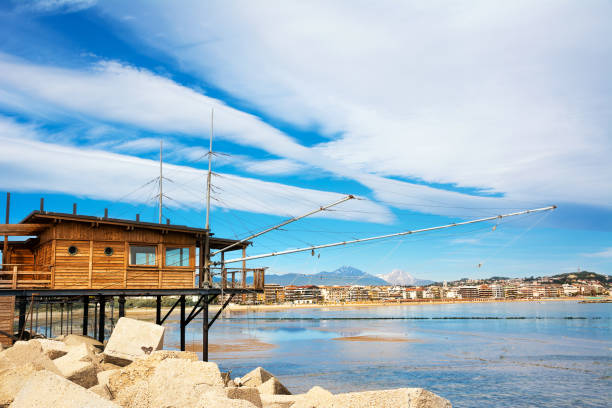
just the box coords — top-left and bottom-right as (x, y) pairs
(0, 317), (451, 408)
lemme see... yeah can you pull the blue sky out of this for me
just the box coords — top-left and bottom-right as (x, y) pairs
(0, 1), (611, 280)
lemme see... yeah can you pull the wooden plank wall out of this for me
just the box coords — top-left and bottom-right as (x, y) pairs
(161, 269), (194, 288)
(0, 296), (14, 347)
(34, 241), (53, 268)
(9, 248), (35, 271)
(92, 241), (125, 289)
(46, 222), (197, 289)
(126, 267), (160, 289)
(54, 240), (90, 288)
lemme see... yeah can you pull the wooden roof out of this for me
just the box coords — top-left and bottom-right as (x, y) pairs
(13, 211), (249, 251)
(21, 211), (207, 234)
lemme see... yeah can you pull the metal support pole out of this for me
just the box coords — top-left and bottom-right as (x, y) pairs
(204, 233), (210, 287)
(60, 303), (64, 335)
(155, 296), (161, 324)
(98, 296), (105, 343)
(203, 299), (209, 362)
(159, 140), (163, 224)
(118, 295), (126, 318)
(93, 300), (98, 339)
(17, 296), (26, 340)
(35, 300), (39, 335)
(49, 301), (53, 338)
(3, 192), (10, 263)
(179, 295), (186, 351)
(110, 297), (115, 327)
(82, 296), (89, 336)
(29, 296), (33, 336)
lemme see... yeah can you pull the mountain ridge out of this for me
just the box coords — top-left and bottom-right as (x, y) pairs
(264, 266), (431, 286)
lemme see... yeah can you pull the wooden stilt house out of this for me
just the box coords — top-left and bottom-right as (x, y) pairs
(0, 210), (265, 346)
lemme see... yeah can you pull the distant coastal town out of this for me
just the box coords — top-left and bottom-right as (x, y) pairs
(236, 270), (611, 305)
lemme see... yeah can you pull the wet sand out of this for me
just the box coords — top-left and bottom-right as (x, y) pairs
(332, 335), (421, 342)
(169, 338), (277, 353)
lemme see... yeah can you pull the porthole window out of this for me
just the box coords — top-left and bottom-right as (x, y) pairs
(68, 246), (78, 255)
(104, 247), (114, 256)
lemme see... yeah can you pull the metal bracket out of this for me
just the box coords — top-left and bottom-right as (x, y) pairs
(159, 297), (181, 325)
(209, 293), (235, 328)
(185, 294), (218, 325)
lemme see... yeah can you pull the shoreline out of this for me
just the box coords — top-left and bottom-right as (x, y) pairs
(124, 296), (599, 317)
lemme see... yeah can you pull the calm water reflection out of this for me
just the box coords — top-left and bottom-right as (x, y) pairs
(162, 301), (611, 408)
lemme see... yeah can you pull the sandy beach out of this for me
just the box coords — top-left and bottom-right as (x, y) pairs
(122, 296), (593, 318)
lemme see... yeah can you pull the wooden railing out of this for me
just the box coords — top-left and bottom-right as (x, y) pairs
(209, 267), (265, 290)
(0, 264), (52, 289)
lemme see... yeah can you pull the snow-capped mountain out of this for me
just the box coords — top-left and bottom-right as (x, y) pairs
(377, 269), (433, 286)
(265, 266), (389, 286)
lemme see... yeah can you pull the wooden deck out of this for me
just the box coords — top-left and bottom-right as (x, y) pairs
(0, 263), (265, 291)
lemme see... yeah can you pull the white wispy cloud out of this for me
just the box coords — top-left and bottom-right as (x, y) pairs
(0, 117), (393, 223)
(0, 52), (546, 219)
(0, 55), (304, 159)
(582, 248), (612, 258)
(95, 1), (612, 212)
(111, 138), (167, 154)
(12, 0), (96, 13)
(450, 238), (480, 245)
(243, 159), (307, 176)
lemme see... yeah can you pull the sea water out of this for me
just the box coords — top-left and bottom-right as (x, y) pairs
(166, 301), (611, 408)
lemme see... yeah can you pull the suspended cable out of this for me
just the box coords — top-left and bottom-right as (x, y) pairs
(217, 206), (556, 265)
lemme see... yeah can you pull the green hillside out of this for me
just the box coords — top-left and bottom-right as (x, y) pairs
(550, 271), (610, 285)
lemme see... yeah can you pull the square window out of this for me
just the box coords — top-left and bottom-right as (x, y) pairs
(166, 247), (190, 267)
(130, 246), (157, 266)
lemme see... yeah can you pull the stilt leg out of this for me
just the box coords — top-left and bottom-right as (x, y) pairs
(98, 296), (105, 343)
(82, 296), (89, 336)
(180, 295), (185, 351)
(119, 295), (126, 318)
(93, 301), (98, 339)
(49, 301), (53, 338)
(203, 299), (209, 361)
(155, 296), (161, 324)
(17, 296), (26, 340)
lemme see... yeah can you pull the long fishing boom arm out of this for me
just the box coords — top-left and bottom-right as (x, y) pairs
(214, 205), (556, 266)
(211, 194), (355, 256)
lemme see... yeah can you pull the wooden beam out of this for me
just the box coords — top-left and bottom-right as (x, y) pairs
(0, 224), (47, 236)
